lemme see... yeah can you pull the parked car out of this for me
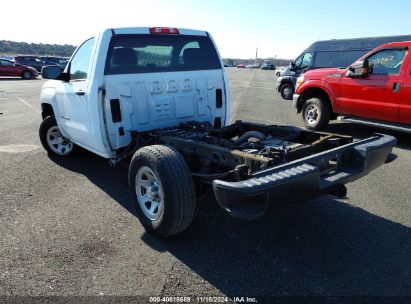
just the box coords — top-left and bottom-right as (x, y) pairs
(39, 26), (396, 238)
(261, 63), (276, 70)
(12, 55), (47, 72)
(276, 34), (411, 100)
(40, 56), (68, 69)
(275, 67), (286, 76)
(236, 64), (245, 68)
(0, 59), (38, 79)
(245, 64), (258, 69)
(293, 41), (411, 133)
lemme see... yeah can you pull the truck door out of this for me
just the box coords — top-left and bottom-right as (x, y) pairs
(55, 38), (95, 148)
(338, 48), (407, 122)
(399, 51), (411, 124)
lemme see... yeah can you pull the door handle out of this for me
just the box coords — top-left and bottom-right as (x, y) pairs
(392, 82), (401, 92)
(75, 90), (85, 96)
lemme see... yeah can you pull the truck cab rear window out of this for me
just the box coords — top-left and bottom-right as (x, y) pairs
(313, 50), (368, 68)
(104, 34), (221, 75)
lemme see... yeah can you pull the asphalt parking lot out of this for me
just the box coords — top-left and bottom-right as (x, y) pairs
(0, 69), (410, 300)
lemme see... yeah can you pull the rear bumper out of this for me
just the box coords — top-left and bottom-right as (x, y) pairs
(212, 133), (396, 220)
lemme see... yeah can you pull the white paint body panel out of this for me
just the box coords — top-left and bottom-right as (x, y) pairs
(40, 27), (229, 159)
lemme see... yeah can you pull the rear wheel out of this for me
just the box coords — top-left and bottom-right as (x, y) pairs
(39, 116), (76, 156)
(280, 83), (294, 100)
(302, 97), (331, 130)
(21, 71), (32, 79)
(128, 145), (196, 237)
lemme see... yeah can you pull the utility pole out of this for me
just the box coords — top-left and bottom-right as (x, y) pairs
(255, 48), (258, 63)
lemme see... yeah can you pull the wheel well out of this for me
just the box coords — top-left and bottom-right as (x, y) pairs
(280, 81), (294, 89)
(277, 79), (294, 93)
(297, 87), (333, 114)
(41, 103), (54, 120)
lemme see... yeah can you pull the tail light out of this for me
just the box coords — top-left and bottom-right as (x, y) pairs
(149, 27), (180, 34)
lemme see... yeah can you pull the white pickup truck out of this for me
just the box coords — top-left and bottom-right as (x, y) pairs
(39, 27), (396, 237)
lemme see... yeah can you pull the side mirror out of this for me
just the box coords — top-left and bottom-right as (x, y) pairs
(41, 65), (63, 79)
(290, 61), (296, 70)
(346, 60), (369, 78)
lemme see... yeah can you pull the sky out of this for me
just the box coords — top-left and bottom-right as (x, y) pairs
(2, 0), (411, 59)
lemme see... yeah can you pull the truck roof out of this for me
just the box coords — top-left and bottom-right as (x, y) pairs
(105, 27), (208, 37)
(376, 40), (411, 48)
(306, 34), (411, 52)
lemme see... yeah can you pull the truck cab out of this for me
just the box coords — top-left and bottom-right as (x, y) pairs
(293, 41), (411, 132)
(40, 27), (229, 159)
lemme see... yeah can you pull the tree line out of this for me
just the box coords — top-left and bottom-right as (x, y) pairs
(0, 40), (293, 65)
(0, 40), (76, 57)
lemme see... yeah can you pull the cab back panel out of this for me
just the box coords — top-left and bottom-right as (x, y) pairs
(104, 70), (225, 149)
(102, 33), (225, 150)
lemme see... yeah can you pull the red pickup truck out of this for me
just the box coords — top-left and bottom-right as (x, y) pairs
(293, 41), (411, 133)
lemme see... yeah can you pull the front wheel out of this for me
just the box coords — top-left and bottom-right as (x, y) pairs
(301, 97), (331, 130)
(280, 83), (294, 100)
(39, 115), (76, 156)
(21, 71), (32, 79)
(128, 145), (196, 237)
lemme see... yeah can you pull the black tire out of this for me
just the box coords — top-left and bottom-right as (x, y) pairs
(301, 97), (331, 130)
(39, 115), (76, 156)
(280, 83), (294, 100)
(128, 145), (196, 237)
(21, 70), (32, 80)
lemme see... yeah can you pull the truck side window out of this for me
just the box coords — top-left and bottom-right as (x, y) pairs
(69, 38), (95, 81)
(367, 48), (407, 75)
(294, 52), (312, 70)
(300, 52), (312, 70)
(314, 50), (366, 68)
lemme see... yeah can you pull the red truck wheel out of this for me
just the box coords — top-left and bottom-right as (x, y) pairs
(302, 98), (331, 130)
